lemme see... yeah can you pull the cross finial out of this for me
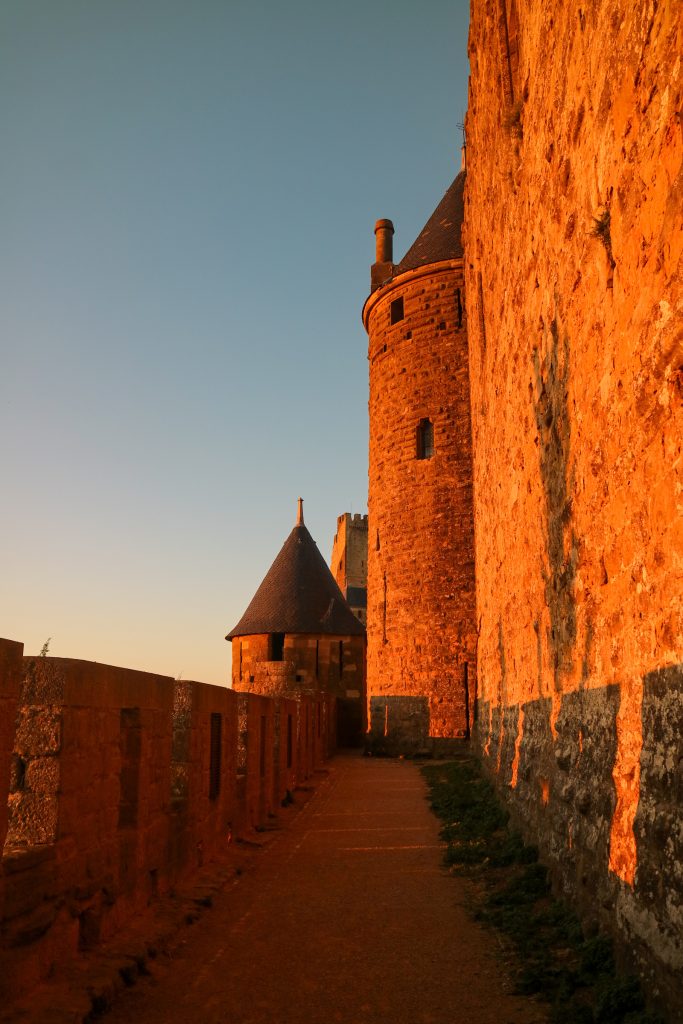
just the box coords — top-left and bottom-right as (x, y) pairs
(296, 497), (304, 525)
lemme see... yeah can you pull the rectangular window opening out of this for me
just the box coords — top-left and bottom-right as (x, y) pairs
(270, 632), (285, 661)
(209, 713), (222, 800)
(390, 296), (404, 325)
(338, 640), (344, 679)
(259, 715), (267, 778)
(118, 707), (141, 829)
(287, 714), (293, 769)
(417, 418), (435, 460)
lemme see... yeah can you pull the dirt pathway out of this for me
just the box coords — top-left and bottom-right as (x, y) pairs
(104, 753), (546, 1024)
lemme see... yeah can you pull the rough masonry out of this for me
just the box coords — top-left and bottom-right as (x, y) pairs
(464, 0), (682, 1013)
(363, 175), (478, 753)
(331, 512), (368, 626)
(0, 638), (333, 1004)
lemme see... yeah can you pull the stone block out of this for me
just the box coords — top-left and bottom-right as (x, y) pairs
(14, 707), (61, 756)
(20, 658), (66, 705)
(25, 757), (60, 794)
(5, 792), (59, 847)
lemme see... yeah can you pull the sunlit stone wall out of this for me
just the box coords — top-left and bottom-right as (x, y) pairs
(465, 0), (682, 1012)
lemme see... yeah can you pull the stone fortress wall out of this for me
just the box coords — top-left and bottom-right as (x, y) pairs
(463, 0), (682, 1010)
(0, 637), (334, 1003)
(0, 0), (680, 1015)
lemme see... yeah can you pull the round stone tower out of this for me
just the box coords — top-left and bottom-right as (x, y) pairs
(362, 170), (477, 754)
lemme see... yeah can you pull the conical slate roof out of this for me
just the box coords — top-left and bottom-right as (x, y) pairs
(226, 506), (365, 640)
(396, 170), (465, 274)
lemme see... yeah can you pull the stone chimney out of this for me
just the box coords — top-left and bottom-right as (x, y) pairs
(371, 218), (395, 292)
(296, 497), (304, 526)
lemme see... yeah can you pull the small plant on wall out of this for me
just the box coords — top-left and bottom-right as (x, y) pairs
(503, 100), (523, 138)
(592, 208), (616, 269)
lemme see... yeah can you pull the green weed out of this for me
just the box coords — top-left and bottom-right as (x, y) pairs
(422, 756), (664, 1024)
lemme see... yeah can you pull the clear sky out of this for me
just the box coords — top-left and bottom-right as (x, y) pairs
(1, 0), (470, 684)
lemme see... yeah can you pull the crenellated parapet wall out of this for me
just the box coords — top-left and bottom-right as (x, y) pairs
(0, 641), (335, 1003)
(169, 678), (238, 875)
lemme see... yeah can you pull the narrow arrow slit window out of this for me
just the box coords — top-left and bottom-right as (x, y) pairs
(417, 419), (434, 459)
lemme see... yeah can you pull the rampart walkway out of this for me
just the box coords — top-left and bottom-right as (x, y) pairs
(104, 753), (545, 1024)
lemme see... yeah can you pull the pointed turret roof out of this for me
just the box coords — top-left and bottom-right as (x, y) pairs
(226, 500), (365, 640)
(396, 170), (465, 274)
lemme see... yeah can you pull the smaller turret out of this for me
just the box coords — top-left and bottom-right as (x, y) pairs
(226, 500), (366, 745)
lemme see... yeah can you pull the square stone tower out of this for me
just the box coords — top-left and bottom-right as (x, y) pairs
(331, 513), (368, 625)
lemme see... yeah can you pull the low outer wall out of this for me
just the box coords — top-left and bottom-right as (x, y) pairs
(170, 680), (238, 873)
(235, 693), (275, 833)
(0, 647), (336, 1002)
(298, 698), (314, 781)
(274, 698), (299, 806)
(2, 656), (177, 1000)
(465, 0), (682, 1014)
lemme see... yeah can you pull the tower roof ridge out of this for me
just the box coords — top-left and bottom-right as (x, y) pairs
(396, 170), (465, 274)
(226, 520), (365, 640)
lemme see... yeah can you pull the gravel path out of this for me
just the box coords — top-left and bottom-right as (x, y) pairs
(104, 752), (547, 1024)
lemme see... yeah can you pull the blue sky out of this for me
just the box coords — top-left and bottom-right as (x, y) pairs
(0, 0), (470, 684)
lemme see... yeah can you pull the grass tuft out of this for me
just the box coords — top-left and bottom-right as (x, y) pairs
(422, 756), (664, 1024)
